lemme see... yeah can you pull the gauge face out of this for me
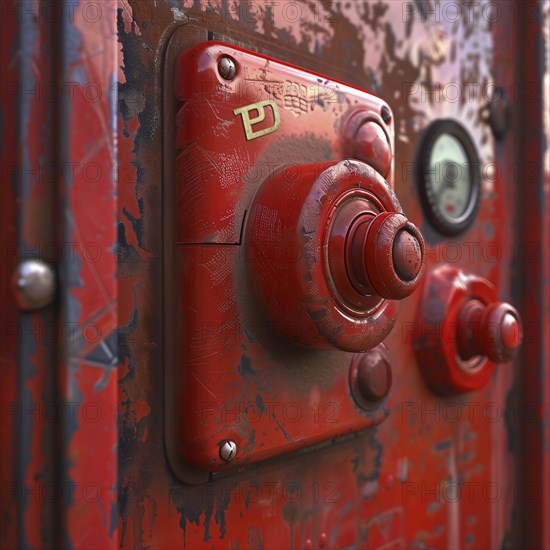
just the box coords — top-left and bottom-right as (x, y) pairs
(417, 120), (481, 235)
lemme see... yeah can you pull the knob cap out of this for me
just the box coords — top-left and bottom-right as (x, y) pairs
(457, 300), (523, 363)
(346, 212), (425, 300)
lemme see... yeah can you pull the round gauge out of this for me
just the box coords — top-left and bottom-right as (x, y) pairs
(416, 120), (481, 235)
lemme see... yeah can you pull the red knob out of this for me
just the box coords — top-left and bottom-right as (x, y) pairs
(457, 300), (523, 363)
(246, 160), (425, 352)
(344, 212), (425, 300)
(356, 348), (392, 402)
(351, 120), (392, 177)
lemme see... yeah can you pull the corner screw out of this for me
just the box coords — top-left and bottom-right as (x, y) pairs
(218, 56), (236, 81)
(381, 105), (392, 123)
(219, 440), (237, 462)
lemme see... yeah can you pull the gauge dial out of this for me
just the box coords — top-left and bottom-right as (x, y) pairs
(417, 120), (481, 235)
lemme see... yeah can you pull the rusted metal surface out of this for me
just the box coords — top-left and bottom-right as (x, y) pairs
(56, 2), (119, 547)
(1, 2), (58, 548)
(1, 0), (548, 548)
(1, 1), (118, 548)
(117, 0), (532, 547)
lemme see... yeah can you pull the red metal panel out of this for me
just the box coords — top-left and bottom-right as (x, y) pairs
(0, 0), (548, 548)
(55, 2), (119, 548)
(168, 42), (423, 473)
(115, 1), (541, 547)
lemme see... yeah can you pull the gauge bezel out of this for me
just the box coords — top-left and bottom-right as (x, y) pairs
(416, 119), (481, 235)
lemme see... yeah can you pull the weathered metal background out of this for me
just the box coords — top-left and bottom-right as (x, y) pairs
(1, 0), (118, 548)
(1, 0), (549, 549)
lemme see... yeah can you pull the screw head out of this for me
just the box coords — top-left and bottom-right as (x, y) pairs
(12, 260), (56, 311)
(218, 56), (236, 81)
(219, 440), (237, 462)
(381, 105), (392, 123)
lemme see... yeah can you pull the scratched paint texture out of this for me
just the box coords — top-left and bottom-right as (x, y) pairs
(56, 2), (119, 548)
(1, 0), (548, 549)
(114, 0), (549, 548)
(2, 1), (58, 548)
(1, 1), (119, 549)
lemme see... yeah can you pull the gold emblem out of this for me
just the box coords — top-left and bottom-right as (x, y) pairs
(233, 100), (281, 141)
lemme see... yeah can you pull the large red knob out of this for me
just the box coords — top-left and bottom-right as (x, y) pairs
(457, 300), (523, 363)
(245, 159), (425, 352)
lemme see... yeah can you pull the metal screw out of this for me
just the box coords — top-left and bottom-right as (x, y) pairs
(218, 56), (236, 81)
(12, 259), (56, 311)
(219, 440), (237, 462)
(381, 105), (392, 123)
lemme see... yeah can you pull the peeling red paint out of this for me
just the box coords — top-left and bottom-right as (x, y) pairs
(1, 0), (549, 549)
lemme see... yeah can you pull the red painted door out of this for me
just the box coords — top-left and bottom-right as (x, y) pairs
(1, 1), (549, 549)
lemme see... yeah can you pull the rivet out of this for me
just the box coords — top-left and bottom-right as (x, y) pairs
(12, 259), (56, 311)
(218, 56), (236, 81)
(219, 440), (237, 462)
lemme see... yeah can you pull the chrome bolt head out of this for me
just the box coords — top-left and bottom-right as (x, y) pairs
(12, 260), (56, 311)
(218, 56), (236, 81)
(219, 440), (237, 462)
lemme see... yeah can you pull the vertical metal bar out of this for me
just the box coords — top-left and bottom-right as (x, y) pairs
(13, 1), (58, 547)
(0, 1), (22, 547)
(518, 1), (550, 547)
(56, 1), (119, 547)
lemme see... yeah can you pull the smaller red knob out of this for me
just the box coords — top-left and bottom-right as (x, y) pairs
(457, 300), (523, 363)
(356, 349), (392, 402)
(352, 121), (392, 177)
(347, 212), (425, 300)
(350, 345), (393, 409)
